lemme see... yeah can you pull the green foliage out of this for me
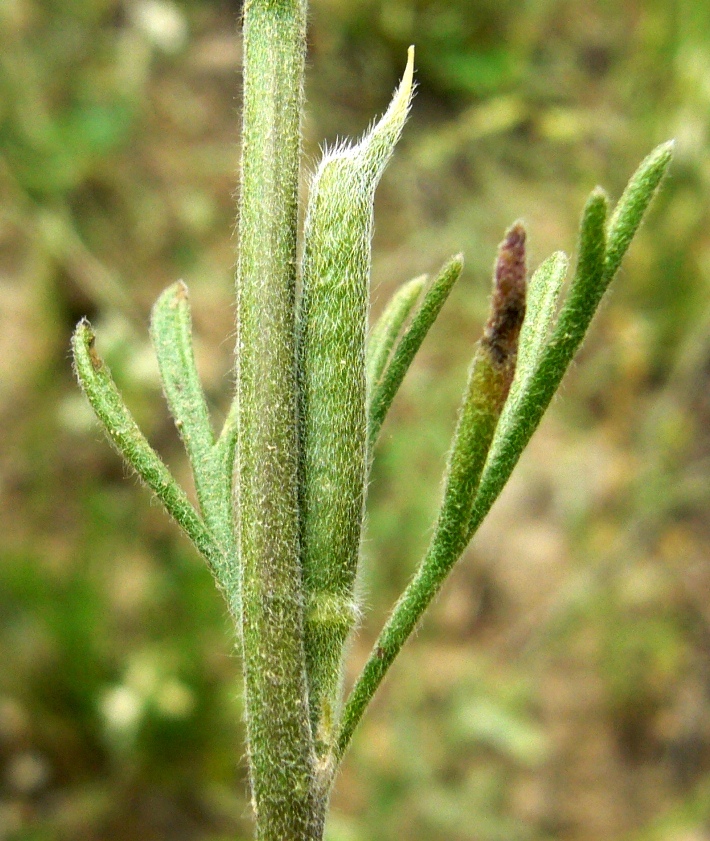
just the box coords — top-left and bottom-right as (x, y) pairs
(337, 224), (527, 759)
(69, 6), (671, 841)
(150, 282), (239, 607)
(3, 8), (705, 841)
(71, 320), (225, 580)
(468, 142), (674, 543)
(334, 148), (672, 763)
(368, 254), (464, 450)
(9, 1), (710, 839)
(366, 273), (426, 388)
(66, 1), (673, 838)
(73, 123), (670, 840)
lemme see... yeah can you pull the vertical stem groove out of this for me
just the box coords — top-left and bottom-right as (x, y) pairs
(235, 1), (320, 837)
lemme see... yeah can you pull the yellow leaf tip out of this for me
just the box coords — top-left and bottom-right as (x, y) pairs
(396, 46), (415, 109)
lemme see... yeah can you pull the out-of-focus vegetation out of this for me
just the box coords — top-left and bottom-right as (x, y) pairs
(1, 0), (709, 839)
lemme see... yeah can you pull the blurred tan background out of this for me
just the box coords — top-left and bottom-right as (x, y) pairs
(2, 0), (710, 839)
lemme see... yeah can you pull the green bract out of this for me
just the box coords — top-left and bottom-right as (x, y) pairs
(297, 50), (415, 755)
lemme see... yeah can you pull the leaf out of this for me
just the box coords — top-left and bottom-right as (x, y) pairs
(366, 274), (427, 388)
(150, 282), (239, 599)
(334, 141), (673, 767)
(151, 281), (214, 473)
(368, 253), (464, 449)
(71, 319), (225, 577)
(467, 187), (609, 540)
(487, 251), (568, 467)
(516, 251), (568, 378)
(605, 140), (675, 279)
(335, 223), (527, 764)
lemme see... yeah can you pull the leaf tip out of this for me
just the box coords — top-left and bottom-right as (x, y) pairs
(590, 185), (610, 203)
(175, 279), (189, 301)
(437, 253), (464, 288)
(154, 279), (189, 314)
(648, 139), (675, 183)
(73, 316), (93, 341)
(355, 45), (416, 173)
(72, 316), (96, 356)
(551, 249), (569, 266)
(404, 44), (415, 92)
(655, 138), (676, 160)
(383, 43), (416, 124)
(72, 318), (102, 370)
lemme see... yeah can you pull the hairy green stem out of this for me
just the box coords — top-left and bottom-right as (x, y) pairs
(235, 1), (320, 837)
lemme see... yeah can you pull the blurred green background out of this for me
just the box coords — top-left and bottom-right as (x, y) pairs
(2, 0), (710, 839)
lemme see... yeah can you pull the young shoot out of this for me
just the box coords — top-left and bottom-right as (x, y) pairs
(71, 2), (673, 836)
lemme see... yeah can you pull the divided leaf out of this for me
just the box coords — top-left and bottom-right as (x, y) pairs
(337, 140), (673, 767)
(467, 188), (609, 540)
(336, 223), (527, 763)
(71, 320), (225, 577)
(468, 140), (674, 542)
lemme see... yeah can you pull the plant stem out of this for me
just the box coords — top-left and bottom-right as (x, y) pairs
(235, 1), (320, 838)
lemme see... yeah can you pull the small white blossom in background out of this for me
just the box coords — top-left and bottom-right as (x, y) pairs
(131, 0), (188, 54)
(99, 654), (196, 745)
(100, 685), (143, 734)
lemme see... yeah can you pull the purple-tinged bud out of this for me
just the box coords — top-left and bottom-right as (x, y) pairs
(483, 221), (527, 370)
